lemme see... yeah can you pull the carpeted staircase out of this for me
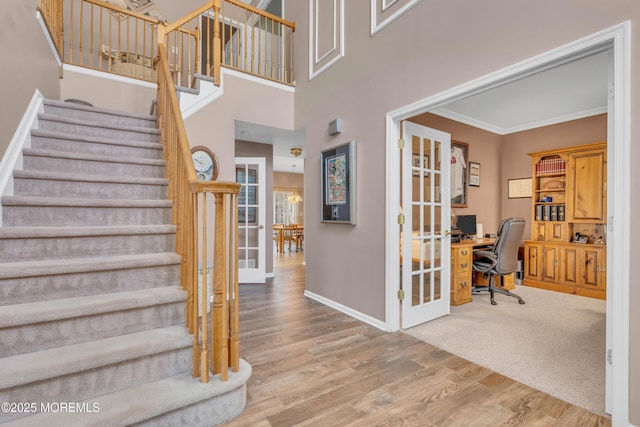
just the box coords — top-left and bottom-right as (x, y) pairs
(0, 99), (249, 426)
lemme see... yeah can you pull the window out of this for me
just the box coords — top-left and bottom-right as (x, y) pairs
(274, 190), (302, 225)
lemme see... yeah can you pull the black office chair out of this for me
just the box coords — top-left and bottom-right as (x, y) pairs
(472, 217), (525, 305)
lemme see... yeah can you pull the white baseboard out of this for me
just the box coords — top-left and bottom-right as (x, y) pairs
(303, 290), (386, 331)
(0, 90), (44, 226)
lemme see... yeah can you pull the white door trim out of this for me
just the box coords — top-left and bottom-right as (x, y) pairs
(385, 22), (630, 425)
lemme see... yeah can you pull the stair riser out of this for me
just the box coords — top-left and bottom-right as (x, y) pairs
(31, 134), (164, 159)
(43, 104), (156, 129)
(23, 155), (166, 178)
(38, 119), (160, 143)
(14, 177), (168, 200)
(0, 302), (186, 358)
(137, 384), (248, 427)
(0, 346), (192, 423)
(0, 233), (176, 263)
(2, 205), (172, 227)
(0, 264), (180, 306)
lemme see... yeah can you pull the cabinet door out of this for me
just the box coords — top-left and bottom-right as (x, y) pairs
(560, 246), (579, 287)
(579, 246), (606, 291)
(568, 149), (606, 222)
(524, 242), (543, 281)
(547, 222), (566, 242)
(541, 244), (560, 283)
(532, 222), (546, 241)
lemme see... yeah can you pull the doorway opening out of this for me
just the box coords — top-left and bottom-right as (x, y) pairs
(385, 23), (630, 424)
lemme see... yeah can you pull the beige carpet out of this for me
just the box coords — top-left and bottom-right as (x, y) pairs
(403, 285), (607, 416)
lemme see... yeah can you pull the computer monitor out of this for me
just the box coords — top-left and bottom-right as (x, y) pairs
(457, 215), (477, 238)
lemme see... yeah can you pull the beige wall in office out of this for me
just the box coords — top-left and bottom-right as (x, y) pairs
(0, 0), (60, 159)
(287, 2), (639, 419)
(501, 114), (608, 240)
(407, 113), (607, 240)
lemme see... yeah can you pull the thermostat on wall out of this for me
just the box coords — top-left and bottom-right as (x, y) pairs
(329, 118), (342, 135)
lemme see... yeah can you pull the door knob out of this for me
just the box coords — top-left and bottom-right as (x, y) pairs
(258, 225), (264, 229)
(444, 230), (451, 236)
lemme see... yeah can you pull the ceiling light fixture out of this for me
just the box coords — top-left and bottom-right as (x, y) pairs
(290, 147), (303, 157)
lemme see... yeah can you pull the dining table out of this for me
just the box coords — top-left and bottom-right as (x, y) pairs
(273, 224), (303, 253)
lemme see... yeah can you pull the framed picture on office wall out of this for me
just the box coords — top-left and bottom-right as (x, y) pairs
(321, 140), (356, 224)
(451, 141), (469, 207)
(469, 161), (480, 187)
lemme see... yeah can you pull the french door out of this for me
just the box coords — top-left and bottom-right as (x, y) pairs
(235, 157), (266, 283)
(401, 121), (451, 328)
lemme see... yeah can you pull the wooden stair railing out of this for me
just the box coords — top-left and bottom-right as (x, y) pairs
(157, 44), (240, 382)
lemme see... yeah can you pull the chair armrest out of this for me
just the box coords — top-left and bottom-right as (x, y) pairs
(473, 250), (494, 258)
(472, 250), (497, 272)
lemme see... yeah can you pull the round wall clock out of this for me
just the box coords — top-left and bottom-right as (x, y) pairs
(191, 146), (219, 181)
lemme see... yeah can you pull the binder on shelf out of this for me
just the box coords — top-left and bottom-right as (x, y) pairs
(557, 205), (565, 221)
(535, 205), (543, 221)
(550, 205), (558, 221)
(543, 205), (551, 221)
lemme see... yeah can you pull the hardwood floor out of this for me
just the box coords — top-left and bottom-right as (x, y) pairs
(220, 251), (610, 426)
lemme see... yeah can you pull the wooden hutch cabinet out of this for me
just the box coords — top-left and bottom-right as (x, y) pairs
(523, 142), (607, 299)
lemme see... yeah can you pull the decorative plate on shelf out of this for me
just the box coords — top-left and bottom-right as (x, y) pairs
(542, 179), (564, 190)
(191, 146), (219, 181)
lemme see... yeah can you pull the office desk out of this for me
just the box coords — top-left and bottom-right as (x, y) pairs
(450, 238), (515, 306)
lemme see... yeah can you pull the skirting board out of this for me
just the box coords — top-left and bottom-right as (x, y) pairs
(303, 290), (386, 331)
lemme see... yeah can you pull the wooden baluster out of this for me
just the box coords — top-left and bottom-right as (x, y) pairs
(191, 194), (200, 378)
(213, 0), (221, 84)
(229, 193), (240, 372)
(213, 192), (228, 381)
(199, 194), (209, 383)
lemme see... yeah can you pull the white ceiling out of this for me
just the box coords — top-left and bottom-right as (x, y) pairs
(235, 120), (306, 174)
(431, 50), (609, 135)
(235, 50), (609, 173)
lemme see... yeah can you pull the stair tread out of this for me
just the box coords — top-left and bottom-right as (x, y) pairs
(6, 360), (251, 427)
(0, 195), (172, 207)
(13, 169), (169, 185)
(0, 286), (185, 328)
(0, 252), (180, 279)
(38, 113), (160, 135)
(30, 128), (163, 150)
(0, 325), (191, 390)
(22, 147), (165, 166)
(44, 99), (157, 123)
(0, 224), (175, 239)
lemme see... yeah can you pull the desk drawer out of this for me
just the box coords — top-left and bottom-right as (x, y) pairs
(452, 248), (472, 272)
(451, 273), (472, 306)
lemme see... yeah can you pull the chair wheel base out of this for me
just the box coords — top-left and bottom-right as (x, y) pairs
(491, 299), (497, 305)
(519, 300), (525, 305)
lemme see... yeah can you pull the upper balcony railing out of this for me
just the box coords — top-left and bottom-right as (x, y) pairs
(40, 0), (295, 87)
